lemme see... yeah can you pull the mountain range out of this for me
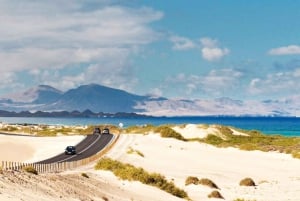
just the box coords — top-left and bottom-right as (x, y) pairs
(0, 83), (300, 117)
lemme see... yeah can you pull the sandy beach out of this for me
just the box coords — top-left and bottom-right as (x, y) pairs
(0, 124), (300, 201)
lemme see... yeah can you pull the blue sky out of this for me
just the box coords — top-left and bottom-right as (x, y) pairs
(1, 0), (300, 101)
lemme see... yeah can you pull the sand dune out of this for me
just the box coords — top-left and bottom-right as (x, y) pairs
(0, 124), (300, 201)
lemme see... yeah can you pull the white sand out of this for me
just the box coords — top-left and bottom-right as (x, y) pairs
(0, 134), (85, 163)
(0, 124), (300, 201)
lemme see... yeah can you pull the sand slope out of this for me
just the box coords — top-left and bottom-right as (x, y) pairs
(0, 125), (300, 201)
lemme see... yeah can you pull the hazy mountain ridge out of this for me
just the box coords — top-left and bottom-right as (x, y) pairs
(0, 84), (299, 117)
(2, 85), (63, 104)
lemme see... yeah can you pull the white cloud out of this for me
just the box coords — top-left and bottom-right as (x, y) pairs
(164, 69), (242, 98)
(248, 68), (300, 96)
(268, 45), (300, 55)
(200, 37), (218, 48)
(200, 37), (230, 61)
(0, 0), (163, 91)
(201, 69), (242, 95)
(149, 88), (163, 97)
(169, 36), (196, 50)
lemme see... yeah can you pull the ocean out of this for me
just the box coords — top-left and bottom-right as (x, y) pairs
(0, 116), (300, 137)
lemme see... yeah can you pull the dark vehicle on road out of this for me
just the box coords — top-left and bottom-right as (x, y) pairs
(65, 146), (76, 155)
(102, 128), (110, 134)
(93, 127), (101, 134)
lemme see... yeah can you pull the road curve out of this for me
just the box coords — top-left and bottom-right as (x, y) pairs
(36, 133), (114, 164)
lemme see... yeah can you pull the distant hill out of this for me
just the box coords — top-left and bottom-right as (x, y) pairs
(0, 84), (165, 114)
(4, 85), (63, 104)
(42, 84), (152, 113)
(0, 83), (299, 117)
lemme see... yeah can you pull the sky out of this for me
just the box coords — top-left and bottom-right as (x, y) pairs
(0, 0), (300, 101)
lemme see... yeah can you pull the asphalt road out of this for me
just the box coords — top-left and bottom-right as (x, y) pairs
(36, 133), (114, 164)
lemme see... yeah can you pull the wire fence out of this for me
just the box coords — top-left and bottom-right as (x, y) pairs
(1, 134), (119, 173)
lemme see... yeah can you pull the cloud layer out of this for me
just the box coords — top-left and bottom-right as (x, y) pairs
(269, 45), (300, 55)
(200, 38), (230, 61)
(0, 0), (163, 91)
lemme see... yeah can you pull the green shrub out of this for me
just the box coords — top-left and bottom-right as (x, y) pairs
(195, 125), (300, 159)
(95, 158), (189, 199)
(208, 190), (224, 199)
(185, 176), (199, 185)
(23, 166), (38, 175)
(81, 172), (89, 178)
(102, 196), (109, 201)
(124, 124), (155, 134)
(127, 147), (144, 157)
(203, 134), (224, 145)
(155, 126), (185, 141)
(199, 178), (219, 189)
(239, 178), (256, 186)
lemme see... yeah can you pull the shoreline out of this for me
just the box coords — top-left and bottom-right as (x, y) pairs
(1, 116), (300, 137)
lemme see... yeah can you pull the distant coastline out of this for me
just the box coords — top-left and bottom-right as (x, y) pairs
(0, 114), (300, 137)
(0, 109), (150, 118)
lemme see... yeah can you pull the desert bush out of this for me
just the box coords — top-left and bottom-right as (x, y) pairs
(81, 172), (89, 178)
(202, 134), (223, 145)
(0, 166), (3, 174)
(127, 147), (144, 157)
(155, 126), (185, 141)
(95, 158), (189, 199)
(239, 177), (256, 186)
(208, 190), (224, 199)
(195, 125), (300, 159)
(124, 124), (155, 134)
(23, 166), (38, 175)
(102, 196), (109, 201)
(199, 178), (219, 189)
(292, 151), (300, 159)
(185, 176), (199, 185)
(216, 125), (233, 136)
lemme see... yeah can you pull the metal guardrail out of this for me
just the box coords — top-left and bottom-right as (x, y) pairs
(1, 134), (120, 173)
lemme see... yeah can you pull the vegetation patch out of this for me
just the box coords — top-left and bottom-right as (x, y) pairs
(0, 123), (120, 136)
(127, 147), (144, 157)
(239, 177), (256, 186)
(81, 172), (89, 178)
(208, 190), (224, 199)
(199, 178), (219, 189)
(95, 157), (189, 199)
(185, 176), (199, 185)
(124, 124), (155, 134)
(196, 125), (300, 159)
(185, 176), (219, 189)
(155, 126), (186, 141)
(23, 166), (38, 175)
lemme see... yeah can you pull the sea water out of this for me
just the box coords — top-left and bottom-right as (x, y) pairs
(0, 116), (300, 137)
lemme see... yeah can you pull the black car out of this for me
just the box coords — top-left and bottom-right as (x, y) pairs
(93, 127), (101, 134)
(102, 128), (110, 134)
(65, 146), (76, 155)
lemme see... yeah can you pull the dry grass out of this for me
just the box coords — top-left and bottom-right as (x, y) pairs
(185, 176), (199, 185)
(208, 190), (224, 199)
(185, 176), (219, 189)
(95, 157), (189, 199)
(199, 178), (219, 189)
(239, 177), (256, 186)
(197, 125), (300, 159)
(81, 172), (89, 178)
(23, 166), (38, 175)
(127, 147), (145, 157)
